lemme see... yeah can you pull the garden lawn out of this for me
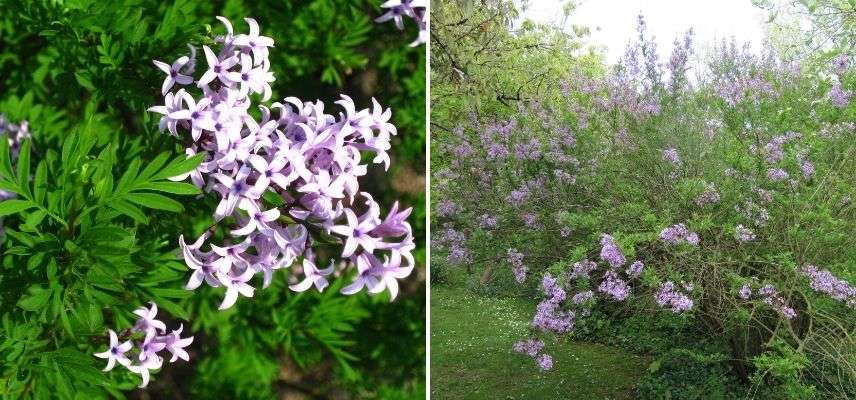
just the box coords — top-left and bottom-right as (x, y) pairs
(431, 286), (649, 399)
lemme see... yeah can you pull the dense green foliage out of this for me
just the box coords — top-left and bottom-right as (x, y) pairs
(0, 1), (425, 399)
(432, 1), (855, 399)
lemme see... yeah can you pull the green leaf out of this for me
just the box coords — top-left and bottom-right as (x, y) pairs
(34, 160), (48, 204)
(125, 192), (183, 212)
(136, 181), (200, 195)
(17, 286), (51, 311)
(0, 199), (35, 216)
(16, 140), (31, 197)
(154, 153), (204, 180)
(108, 200), (148, 223)
(74, 71), (95, 91)
(0, 137), (12, 179)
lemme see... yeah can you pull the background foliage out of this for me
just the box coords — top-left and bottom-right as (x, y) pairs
(0, 0), (425, 398)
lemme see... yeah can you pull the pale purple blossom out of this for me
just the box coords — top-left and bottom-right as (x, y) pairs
(94, 303), (193, 388)
(626, 260), (644, 278)
(735, 225), (756, 243)
(655, 281), (694, 313)
(599, 234), (626, 268)
(598, 271), (630, 301)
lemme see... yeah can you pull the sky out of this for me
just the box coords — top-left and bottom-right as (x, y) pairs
(520, 0), (770, 65)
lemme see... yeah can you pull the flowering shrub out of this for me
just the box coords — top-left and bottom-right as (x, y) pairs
(432, 9), (855, 398)
(0, 1), (425, 398)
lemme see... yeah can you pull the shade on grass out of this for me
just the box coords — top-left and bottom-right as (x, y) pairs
(431, 287), (649, 399)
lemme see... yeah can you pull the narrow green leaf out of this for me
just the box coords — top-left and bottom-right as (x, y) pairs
(125, 192), (183, 212)
(154, 153), (204, 180)
(0, 137), (11, 179)
(114, 158), (141, 195)
(16, 140), (31, 197)
(34, 160), (47, 204)
(136, 181), (200, 195)
(136, 152), (170, 183)
(0, 199), (35, 216)
(108, 200), (148, 223)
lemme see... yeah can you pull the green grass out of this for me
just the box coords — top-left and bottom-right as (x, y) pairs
(430, 286), (650, 399)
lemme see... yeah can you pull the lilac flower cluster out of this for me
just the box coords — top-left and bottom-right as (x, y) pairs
(599, 234), (626, 268)
(436, 200), (458, 218)
(478, 213), (498, 229)
(507, 248), (527, 283)
(149, 17), (413, 307)
(739, 283), (753, 299)
(626, 260), (644, 278)
(569, 259), (597, 280)
(829, 82), (852, 108)
(660, 223), (699, 246)
(512, 338), (544, 357)
(598, 270), (630, 301)
(662, 147), (682, 166)
(532, 274), (575, 333)
(734, 224), (756, 243)
(694, 183), (720, 206)
(767, 168), (789, 182)
(572, 290), (594, 305)
(655, 281), (694, 313)
(376, 0), (427, 47)
(800, 265), (856, 307)
(758, 284), (797, 320)
(94, 303), (193, 388)
(434, 225), (470, 265)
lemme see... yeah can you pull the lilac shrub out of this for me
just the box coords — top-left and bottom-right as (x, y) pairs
(431, 13), (856, 393)
(149, 17), (414, 310)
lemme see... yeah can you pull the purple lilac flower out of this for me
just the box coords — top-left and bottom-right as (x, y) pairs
(735, 225), (756, 243)
(800, 265), (856, 307)
(507, 248), (527, 283)
(739, 284), (752, 299)
(598, 271), (630, 301)
(478, 214), (498, 229)
(767, 168), (789, 181)
(662, 148), (682, 166)
(532, 274), (575, 333)
(599, 234), (626, 268)
(694, 184), (720, 206)
(626, 260), (644, 278)
(376, 0), (427, 47)
(152, 17), (414, 307)
(95, 303), (193, 388)
(536, 354), (554, 371)
(655, 281), (694, 313)
(522, 213), (540, 229)
(832, 54), (849, 73)
(435, 200), (458, 218)
(560, 227), (572, 238)
(758, 284), (797, 319)
(660, 223), (699, 246)
(572, 290), (594, 305)
(512, 339), (545, 357)
(570, 260), (597, 280)
(829, 82), (852, 108)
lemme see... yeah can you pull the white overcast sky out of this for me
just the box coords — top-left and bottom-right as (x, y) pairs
(520, 0), (770, 65)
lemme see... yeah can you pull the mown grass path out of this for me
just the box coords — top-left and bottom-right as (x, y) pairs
(431, 286), (649, 399)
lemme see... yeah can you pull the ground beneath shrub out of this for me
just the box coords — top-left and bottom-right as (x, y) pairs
(431, 286), (649, 399)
